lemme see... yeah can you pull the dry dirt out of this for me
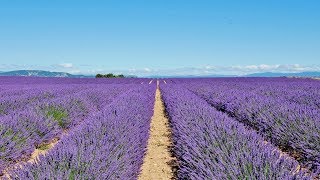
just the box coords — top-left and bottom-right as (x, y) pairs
(139, 81), (175, 180)
(1, 137), (60, 179)
(28, 138), (59, 164)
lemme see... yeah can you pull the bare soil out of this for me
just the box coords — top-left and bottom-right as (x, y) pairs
(28, 138), (59, 164)
(1, 137), (61, 179)
(139, 81), (175, 180)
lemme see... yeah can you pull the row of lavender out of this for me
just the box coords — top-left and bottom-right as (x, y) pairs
(6, 84), (156, 179)
(0, 83), (136, 175)
(1, 85), (84, 174)
(0, 76), (148, 85)
(0, 85), (89, 116)
(171, 77), (320, 173)
(160, 83), (315, 179)
(0, 76), (151, 118)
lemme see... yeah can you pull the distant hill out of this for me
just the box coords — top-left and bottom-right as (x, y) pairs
(0, 70), (319, 78)
(146, 72), (320, 78)
(244, 71), (320, 77)
(146, 74), (234, 78)
(0, 70), (93, 78)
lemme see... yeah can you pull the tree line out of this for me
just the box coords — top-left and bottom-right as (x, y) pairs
(95, 73), (125, 78)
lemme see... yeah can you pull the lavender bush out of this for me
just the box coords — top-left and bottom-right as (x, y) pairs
(7, 85), (156, 179)
(160, 83), (314, 179)
(175, 78), (320, 172)
(0, 81), (137, 175)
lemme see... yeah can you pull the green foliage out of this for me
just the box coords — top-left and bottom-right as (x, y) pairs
(95, 73), (126, 78)
(69, 169), (76, 180)
(1, 128), (28, 155)
(3, 128), (14, 138)
(35, 129), (46, 138)
(0, 106), (6, 115)
(105, 73), (115, 78)
(95, 74), (104, 78)
(37, 143), (50, 151)
(0, 146), (5, 153)
(45, 106), (69, 128)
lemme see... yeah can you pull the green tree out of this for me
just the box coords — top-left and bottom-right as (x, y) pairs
(105, 73), (115, 78)
(95, 74), (103, 78)
(96, 73), (126, 78)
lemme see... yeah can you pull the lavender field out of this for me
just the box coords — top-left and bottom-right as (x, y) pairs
(0, 77), (319, 179)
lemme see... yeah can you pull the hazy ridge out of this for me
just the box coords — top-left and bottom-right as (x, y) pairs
(0, 70), (320, 78)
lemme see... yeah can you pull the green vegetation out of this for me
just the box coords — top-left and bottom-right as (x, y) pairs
(44, 106), (69, 128)
(95, 73), (125, 78)
(3, 128), (14, 138)
(0, 107), (6, 115)
(0, 128), (28, 155)
(37, 143), (51, 151)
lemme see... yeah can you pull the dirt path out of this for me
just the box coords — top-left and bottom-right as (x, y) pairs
(139, 81), (175, 180)
(27, 138), (59, 164)
(1, 135), (63, 179)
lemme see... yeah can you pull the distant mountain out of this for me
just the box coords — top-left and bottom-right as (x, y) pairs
(0, 70), (93, 78)
(146, 74), (234, 78)
(0, 70), (319, 78)
(244, 71), (320, 77)
(125, 75), (139, 78)
(146, 72), (320, 78)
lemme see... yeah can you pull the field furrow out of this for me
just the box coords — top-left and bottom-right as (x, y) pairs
(139, 81), (175, 180)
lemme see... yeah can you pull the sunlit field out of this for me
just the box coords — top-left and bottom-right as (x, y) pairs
(1, 77), (319, 179)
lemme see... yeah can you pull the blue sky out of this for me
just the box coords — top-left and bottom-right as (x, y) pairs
(0, 0), (319, 76)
